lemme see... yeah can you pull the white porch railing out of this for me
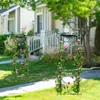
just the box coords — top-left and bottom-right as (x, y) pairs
(27, 30), (60, 56)
(44, 33), (59, 53)
(27, 34), (42, 55)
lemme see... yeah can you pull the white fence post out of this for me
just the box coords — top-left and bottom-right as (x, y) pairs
(40, 30), (45, 53)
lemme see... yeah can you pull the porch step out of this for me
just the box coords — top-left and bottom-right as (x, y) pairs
(29, 55), (39, 61)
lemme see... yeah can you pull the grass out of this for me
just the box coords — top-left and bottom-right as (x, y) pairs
(0, 79), (100, 100)
(0, 61), (77, 88)
(0, 56), (12, 61)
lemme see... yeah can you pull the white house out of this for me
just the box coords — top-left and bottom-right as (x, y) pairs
(0, 5), (34, 34)
(26, 3), (96, 55)
(34, 4), (78, 35)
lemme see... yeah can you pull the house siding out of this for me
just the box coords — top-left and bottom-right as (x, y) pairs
(54, 20), (63, 32)
(21, 8), (34, 34)
(35, 7), (52, 33)
(1, 17), (4, 34)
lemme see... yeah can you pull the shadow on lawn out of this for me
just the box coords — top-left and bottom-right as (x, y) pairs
(0, 95), (22, 100)
(0, 61), (78, 88)
(0, 61), (57, 88)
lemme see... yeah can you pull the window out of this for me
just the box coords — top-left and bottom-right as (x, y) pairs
(8, 19), (14, 33)
(37, 14), (42, 33)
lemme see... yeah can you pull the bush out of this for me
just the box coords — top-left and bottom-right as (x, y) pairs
(4, 36), (18, 56)
(4, 33), (27, 57)
(41, 53), (58, 63)
(27, 28), (34, 36)
(0, 34), (14, 54)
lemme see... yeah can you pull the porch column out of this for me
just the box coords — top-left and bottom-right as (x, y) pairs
(43, 8), (47, 31)
(15, 9), (18, 33)
(49, 12), (52, 31)
(3, 14), (8, 34)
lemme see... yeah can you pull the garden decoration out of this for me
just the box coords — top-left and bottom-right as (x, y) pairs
(13, 36), (29, 76)
(5, 35), (30, 76)
(55, 39), (84, 95)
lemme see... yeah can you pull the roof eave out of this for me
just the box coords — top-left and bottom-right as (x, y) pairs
(0, 5), (20, 16)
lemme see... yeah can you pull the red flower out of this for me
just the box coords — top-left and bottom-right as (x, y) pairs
(57, 53), (60, 56)
(68, 82), (70, 85)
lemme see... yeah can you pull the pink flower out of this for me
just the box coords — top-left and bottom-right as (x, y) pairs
(64, 45), (70, 49)
(56, 49), (59, 54)
(73, 56), (76, 59)
(20, 49), (23, 52)
(68, 53), (72, 57)
(78, 39), (81, 42)
(77, 47), (81, 51)
(60, 40), (63, 43)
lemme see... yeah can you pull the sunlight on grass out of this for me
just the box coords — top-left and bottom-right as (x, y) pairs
(0, 56), (12, 61)
(0, 71), (11, 79)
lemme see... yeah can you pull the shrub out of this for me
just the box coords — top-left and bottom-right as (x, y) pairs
(27, 28), (34, 36)
(0, 34), (14, 54)
(4, 36), (18, 56)
(41, 53), (58, 63)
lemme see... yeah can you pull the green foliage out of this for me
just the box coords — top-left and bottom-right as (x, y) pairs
(41, 53), (58, 63)
(0, 34), (14, 54)
(27, 28), (34, 36)
(12, 36), (29, 76)
(4, 36), (18, 56)
(39, 0), (97, 25)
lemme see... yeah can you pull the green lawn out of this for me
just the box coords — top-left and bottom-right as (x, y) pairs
(0, 79), (100, 100)
(0, 56), (12, 61)
(0, 61), (77, 88)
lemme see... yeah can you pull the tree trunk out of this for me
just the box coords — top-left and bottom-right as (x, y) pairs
(78, 17), (91, 64)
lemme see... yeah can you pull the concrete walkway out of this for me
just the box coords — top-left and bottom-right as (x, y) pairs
(0, 69), (100, 97)
(0, 77), (75, 97)
(0, 56), (38, 65)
